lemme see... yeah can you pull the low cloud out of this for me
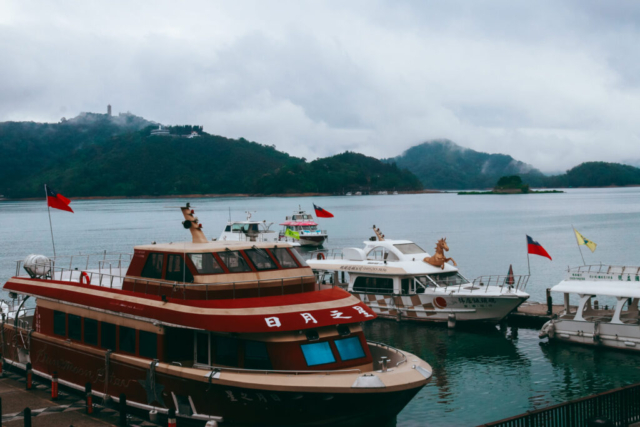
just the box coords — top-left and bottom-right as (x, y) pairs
(1, 0), (639, 172)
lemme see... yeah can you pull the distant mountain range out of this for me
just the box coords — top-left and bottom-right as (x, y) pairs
(386, 139), (545, 190)
(0, 113), (420, 198)
(2, 112), (640, 198)
(386, 139), (640, 190)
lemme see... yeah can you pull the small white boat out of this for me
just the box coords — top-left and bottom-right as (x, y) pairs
(540, 265), (640, 351)
(307, 226), (529, 324)
(219, 211), (298, 244)
(278, 207), (328, 247)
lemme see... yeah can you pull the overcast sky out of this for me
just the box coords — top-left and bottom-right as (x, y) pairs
(1, 1), (639, 172)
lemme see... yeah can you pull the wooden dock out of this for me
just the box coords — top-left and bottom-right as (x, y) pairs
(508, 302), (574, 327)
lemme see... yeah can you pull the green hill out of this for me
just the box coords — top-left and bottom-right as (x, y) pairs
(544, 162), (640, 188)
(387, 139), (545, 190)
(0, 113), (421, 198)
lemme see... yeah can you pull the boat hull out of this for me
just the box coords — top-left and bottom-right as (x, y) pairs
(2, 327), (427, 426)
(354, 292), (528, 323)
(542, 319), (640, 352)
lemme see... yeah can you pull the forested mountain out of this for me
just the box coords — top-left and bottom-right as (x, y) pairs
(387, 139), (545, 189)
(0, 112), (155, 194)
(0, 113), (421, 198)
(544, 162), (640, 188)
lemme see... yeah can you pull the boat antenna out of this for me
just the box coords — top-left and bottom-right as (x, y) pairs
(228, 206), (231, 222)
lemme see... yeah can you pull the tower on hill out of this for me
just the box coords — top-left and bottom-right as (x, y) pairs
(107, 104), (112, 116)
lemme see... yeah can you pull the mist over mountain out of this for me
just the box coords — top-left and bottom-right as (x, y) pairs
(387, 140), (545, 190)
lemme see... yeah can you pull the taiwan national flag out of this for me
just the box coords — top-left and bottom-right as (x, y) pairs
(46, 185), (74, 213)
(313, 203), (334, 218)
(526, 235), (551, 260)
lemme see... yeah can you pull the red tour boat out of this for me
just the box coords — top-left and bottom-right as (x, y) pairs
(1, 205), (432, 425)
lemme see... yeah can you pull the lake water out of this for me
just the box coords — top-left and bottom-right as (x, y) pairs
(2, 188), (640, 426)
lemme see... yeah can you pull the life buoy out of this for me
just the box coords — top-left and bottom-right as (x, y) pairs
(80, 271), (90, 285)
(317, 253), (325, 260)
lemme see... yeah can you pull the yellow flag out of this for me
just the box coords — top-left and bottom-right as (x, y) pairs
(574, 229), (597, 253)
(285, 228), (300, 240)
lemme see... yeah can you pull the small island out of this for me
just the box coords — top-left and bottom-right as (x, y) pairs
(458, 175), (564, 195)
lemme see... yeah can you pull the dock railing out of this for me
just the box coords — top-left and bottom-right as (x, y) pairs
(480, 380), (640, 427)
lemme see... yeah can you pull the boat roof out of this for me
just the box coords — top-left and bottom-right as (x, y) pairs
(280, 221), (318, 226)
(552, 280), (640, 298)
(307, 238), (460, 276)
(551, 265), (640, 298)
(4, 279), (376, 333)
(135, 240), (295, 253)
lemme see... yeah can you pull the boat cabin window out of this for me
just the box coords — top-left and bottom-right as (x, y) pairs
(301, 341), (336, 366)
(196, 332), (209, 365)
(366, 246), (399, 261)
(353, 276), (394, 294)
(218, 251), (252, 273)
(245, 249), (277, 271)
(224, 225), (231, 232)
(119, 326), (136, 354)
(141, 253), (164, 279)
(53, 310), (66, 336)
(335, 337), (365, 361)
(166, 254), (194, 283)
(188, 253), (224, 274)
(430, 272), (468, 287)
(231, 223), (259, 233)
(394, 243), (426, 254)
(244, 341), (272, 369)
(415, 276), (436, 289)
(84, 318), (98, 346)
(101, 322), (116, 350)
(216, 336), (239, 366)
(68, 314), (82, 341)
(271, 248), (298, 268)
(139, 331), (158, 359)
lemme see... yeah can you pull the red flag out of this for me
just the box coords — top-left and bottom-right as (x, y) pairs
(506, 264), (515, 285)
(313, 203), (334, 218)
(527, 235), (551, 260)
(45, 185), (74, 213)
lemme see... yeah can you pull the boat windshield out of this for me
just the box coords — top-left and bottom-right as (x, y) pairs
(394, 243), (426, 254)
(231, 223), (260, 233)
(428, 272), (469, 287)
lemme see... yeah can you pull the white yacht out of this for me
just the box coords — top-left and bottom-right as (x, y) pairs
(540, 265), (640, 351)
(278, 207), (328, 247)
(307, 227), (530, 324)
(219, 212), (299, 245)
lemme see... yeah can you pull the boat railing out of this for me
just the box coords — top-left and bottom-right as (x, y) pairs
(367, 340), (408, 367)
(470, 275), (529, 293)
(15, 252), (132, 277)
(567, 264), (640, 282)
(14, 260), (315, 300)
(307, 249), (345, 260)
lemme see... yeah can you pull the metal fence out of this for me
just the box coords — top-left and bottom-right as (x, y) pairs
(480, 381), (640, 427)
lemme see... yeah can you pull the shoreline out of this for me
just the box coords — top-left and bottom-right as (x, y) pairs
(0, 189), (442, 202)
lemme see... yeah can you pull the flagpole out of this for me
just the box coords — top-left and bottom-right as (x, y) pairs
(45, 184), (56, 258)
(572, 225), (586, 266)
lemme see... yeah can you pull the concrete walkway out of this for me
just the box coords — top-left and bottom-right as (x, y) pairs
(0, 369), (159, 427)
